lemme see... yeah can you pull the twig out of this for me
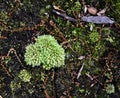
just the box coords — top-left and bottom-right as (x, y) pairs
(86, 73), (94, 80)
(0, 56), (11, 59)
(86, 73), (103, 87)
(5, 20), (45, 33)
(61, 38), (76, 46)
(77, 63), (85, 79)
(84, 40), (92, 54)
(49, 20), (66, 41)
(0, 62), (12, 77)
(7, 48), (24, 67)
(8, 0), (21, 17)
(48, 20), (75, 51)
(52, 9), (77, 22)
(0, 36), (7, 39)
(43, 76), (51, 98)
(0, 55), (12, 77)
(51, 70), (56, 98)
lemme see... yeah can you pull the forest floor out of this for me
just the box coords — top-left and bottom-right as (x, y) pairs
(0, 0), (120, 98)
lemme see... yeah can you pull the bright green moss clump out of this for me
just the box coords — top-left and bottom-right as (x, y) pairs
(24, 44), (42, 66)
(24, 35), (65, 70)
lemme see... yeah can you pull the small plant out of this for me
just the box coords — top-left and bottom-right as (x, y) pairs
(24, 44), (42, 66)
(10, 80), (21, 98)
(24, 35), (65, 70)
(105, 84), (115, 94)
(71, 0), (81, 13)
(89, 30), (100, 43)
(18, 69), (32, 82)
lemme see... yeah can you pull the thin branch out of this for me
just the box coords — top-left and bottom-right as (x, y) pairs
(0, 62), (12, 77)
(43, 76), (51, 98)
(7, 48), (24, 67)
(77, 63), (84, 79)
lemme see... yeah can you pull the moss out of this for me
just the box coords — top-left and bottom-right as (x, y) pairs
(105, 84), (115, 94)
(18, 69), (31, 82)
(10, 80), (21, 97)
(24, 35), (65, 70)
(71, 0), (81, 13)
(10, 81), (21, 92)
(24, 44), (42, 67)
(89, 30), (100, 43)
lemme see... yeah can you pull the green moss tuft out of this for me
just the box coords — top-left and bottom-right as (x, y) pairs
(24, 44), (42, 67)
(105, 84), (115, 94)
(24, 35), (65, 70)
(89, 30), (100, 43)
(18, 69), (31, 82)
